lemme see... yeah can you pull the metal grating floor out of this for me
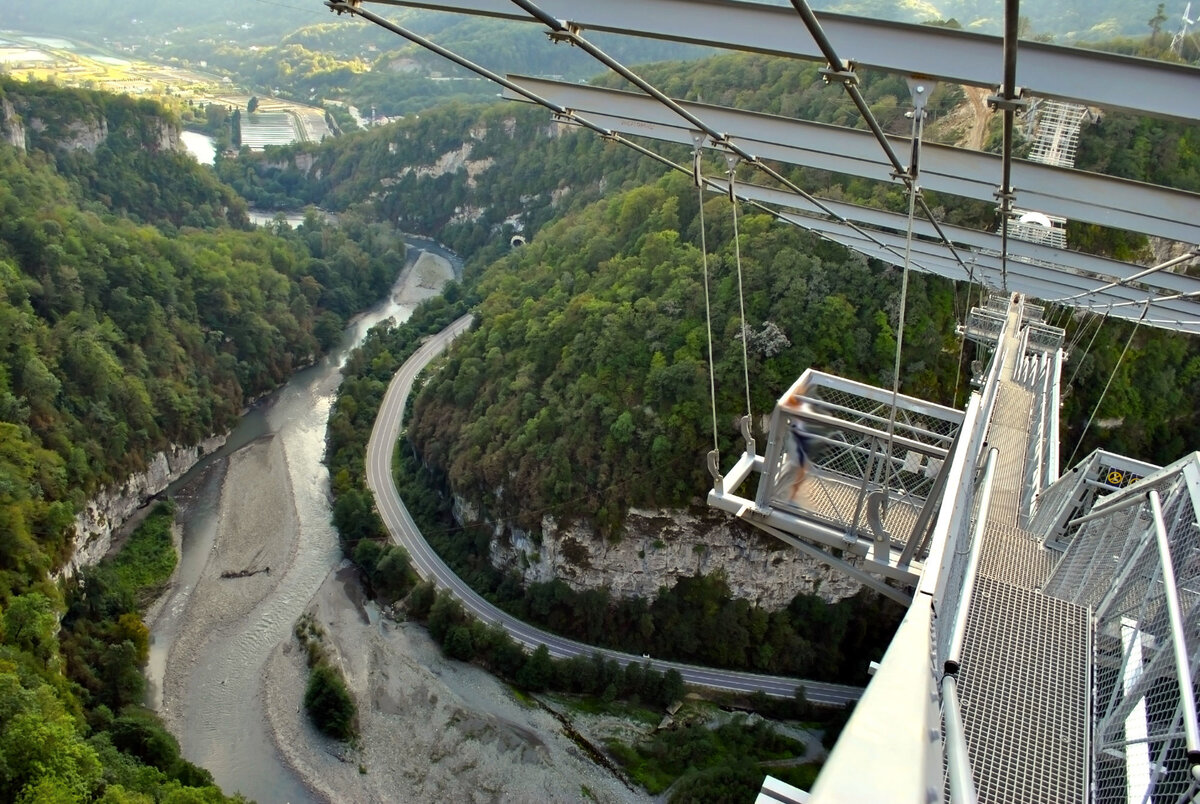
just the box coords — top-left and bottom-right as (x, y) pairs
(958, 576), (1090, 804)
(773, 470), (923, 550)
(977, 521), (1057, 588)
(956, 307), (1090, 802)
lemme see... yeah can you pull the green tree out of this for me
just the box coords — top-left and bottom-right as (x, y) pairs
(303, 663), (357, 740)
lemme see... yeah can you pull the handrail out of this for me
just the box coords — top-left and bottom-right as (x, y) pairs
(1147, 490), (1200, 774)
(1068, 488), (1151, 528)
(945, 447), (999, 673)
(942, 674), (979, 803)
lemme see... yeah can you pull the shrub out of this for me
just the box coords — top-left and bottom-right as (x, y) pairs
(303, 664), (357, 740)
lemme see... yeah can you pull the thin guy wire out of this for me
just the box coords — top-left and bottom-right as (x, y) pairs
(1049, 249), (1199, 304)
(1065, 301), (1149, 469)
(728, 170), (754, 417)
(883, 107), (923, 496)
(1065, 306), (1110, 388)
(698, 168), (720, 453)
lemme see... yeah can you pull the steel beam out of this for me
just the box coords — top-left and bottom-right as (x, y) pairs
(505, 77), (1200, 245)
(730, 182), (1200, 299)
(789, 215), (1200, 332)
(360, 0), (1200, 123)
(771, 209), (1200, 319)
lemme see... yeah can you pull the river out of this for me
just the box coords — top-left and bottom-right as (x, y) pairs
(147, 238), (462, 803)
(181, 130), (216, 166)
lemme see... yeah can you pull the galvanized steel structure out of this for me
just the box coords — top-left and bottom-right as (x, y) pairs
(326, 0), (1200, 800)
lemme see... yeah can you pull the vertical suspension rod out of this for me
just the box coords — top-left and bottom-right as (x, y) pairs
(997, 0), (1021, 291)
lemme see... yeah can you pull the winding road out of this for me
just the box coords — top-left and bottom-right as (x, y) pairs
(366, 314), (863, 706)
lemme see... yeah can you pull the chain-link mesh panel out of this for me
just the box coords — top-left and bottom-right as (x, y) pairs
(764, 373), (964, 553)
(1030, 451), (1162, 548)
(1028, 465), (1083, 534)
(1026, 321), (1065, 352)
(1042, 458), (1200, 804)
(964, 308), (1006, 345)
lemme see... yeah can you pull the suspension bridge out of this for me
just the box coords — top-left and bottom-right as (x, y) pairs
(326, 0), (1200, 800)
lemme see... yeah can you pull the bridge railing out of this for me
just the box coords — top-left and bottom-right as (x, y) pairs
(959, 307), (1006, 347)
(1042, 454), (1200, 803)
(1030, 449), (1161, 550)
(1025, 319), (1065, 352)
(754, 370), (964, 562)
(1019, 347), (1064, 526)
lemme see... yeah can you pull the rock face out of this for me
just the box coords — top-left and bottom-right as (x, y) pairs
(28, 115), (109, 153)
(0, 97), (25, 151)
(64, 435), (227, 576)
(480, 503), (862, 609)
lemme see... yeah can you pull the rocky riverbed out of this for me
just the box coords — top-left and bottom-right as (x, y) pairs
(151, 248), (646, 801)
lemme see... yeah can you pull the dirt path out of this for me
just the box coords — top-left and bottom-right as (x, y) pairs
(965, 86), (993, 151)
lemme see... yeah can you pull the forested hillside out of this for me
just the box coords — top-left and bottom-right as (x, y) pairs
(1, 78), (247, 230)
(0, 79), (404, 800)
(226, 48), (1200, 478)
(409, 172), (960, 530)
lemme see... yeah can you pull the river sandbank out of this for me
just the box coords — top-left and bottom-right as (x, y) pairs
(153, 249), (645, 801)
(264, 566), (646, 802)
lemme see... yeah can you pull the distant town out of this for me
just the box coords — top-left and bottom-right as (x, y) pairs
(0, 29), (332, 152)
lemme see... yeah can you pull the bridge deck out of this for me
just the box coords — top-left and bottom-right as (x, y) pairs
(955, 304), (1090, 802)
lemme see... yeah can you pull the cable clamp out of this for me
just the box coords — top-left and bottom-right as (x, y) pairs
(547, 21), (581, 44)
(986, 89), (1028, 113)
(819, 64), (859, 86)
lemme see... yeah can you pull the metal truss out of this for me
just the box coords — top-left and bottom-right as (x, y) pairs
(739, 184), (1200, 302)
(336, 0), (1200, 336)
(503, 77), (1200, 246)
(357, 0), (1200, 123)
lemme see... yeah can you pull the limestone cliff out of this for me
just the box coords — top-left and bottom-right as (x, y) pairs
(475, 501), (862, 610)
(64, 435), (227, 576)
(28, 115), (109, 153)
(0, 97), (26, 151)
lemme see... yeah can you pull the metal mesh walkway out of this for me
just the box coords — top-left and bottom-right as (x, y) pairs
(958, 576), (1090, 803)
(955, 306), (1091, 803)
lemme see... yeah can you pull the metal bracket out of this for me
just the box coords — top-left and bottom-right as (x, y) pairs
(724, 152), (741, 203)
(900, 77), (937, 185)
(738, 414), (756, 457)
(691, 131), (706, 188)
(547, 21), (581, 44)
(906, 76), (936, 113)
(819, 64), (859, 86)
(994, 187), (1017, 211)
(987, 89), (1029, 113)
(706, 448), (723, 483)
